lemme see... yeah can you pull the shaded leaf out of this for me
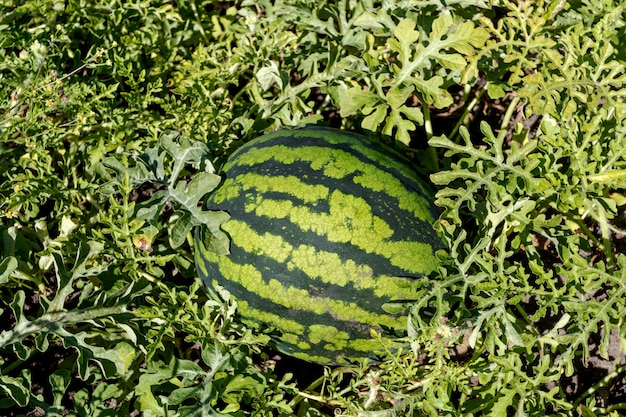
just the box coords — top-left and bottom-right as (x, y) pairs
(0, 371), (30, 407)
(0, 256), (17, 285)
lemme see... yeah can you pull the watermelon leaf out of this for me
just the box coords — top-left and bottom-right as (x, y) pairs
(329, 13), (488, 144)
(160, 131), (215, 180)
(168, 172), (229, 249)
(0, 256), (18, 285)
(241, 5), (489, 144)
(0, 371), (31, 408)
(99, 131), (229, 250)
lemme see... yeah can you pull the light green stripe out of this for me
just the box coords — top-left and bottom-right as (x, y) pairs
(195, 244), (210, 278)
(291, 351), (333, 364)
(236, 299), (305, 336)
(223, 220), (419, 299)
(231, 189), (438, 275)
(348, 338), (387, 353)
(280, 332), (312, 351)
(214, 248), (405, 329)
(280, 328), (386, 355)
(226, 144), (434, 222)
(212, 172), (329, 205)
(308, 324), (350, 351)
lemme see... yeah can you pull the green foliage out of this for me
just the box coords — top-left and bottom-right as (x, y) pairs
(99, 132), (229, 251)
(2, 0), (626, 416)
(333, 13), (489, 144)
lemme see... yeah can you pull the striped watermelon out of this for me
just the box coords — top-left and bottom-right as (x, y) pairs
(195, 126), (442, 365)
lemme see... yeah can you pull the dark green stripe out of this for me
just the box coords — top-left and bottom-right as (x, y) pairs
(222, 219), (422, 301)
(218, 191), (441, 267)
(214, 184), (439, 275)
(195, 229), (410, 365)
(229, 127), (435, 209)
(199, 243), (406, 330)
(210, 149), (442, 273)
(213, 129), (442, 250)
(224, 144), (435, 223)
(211, 173), (329, 206)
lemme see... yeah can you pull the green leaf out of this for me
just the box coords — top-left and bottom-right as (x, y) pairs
(135, 365), (171, 415)
(391, 18), (420, 63)
(491, 386), (517, 417)
(0, 256), (17, 285)
(49, 369), (71, 408)
(201, 340), (230, 377)
(391, 15), (487, 94)
(337, 85), (380, 117)
(361, 105), (387, 132)
(441, 20), (490, 54)
(174, 384), (229, 417)
(0, 371), (30, 407)
(401, 105), (424, 125)
(579, 405), (599, 417)
(97, 341), (137, 378)
(100, 151), (164, 193)
(256, 61), (283, 91)
(387, 85), (413, 110)
(431, 14), (452, 38)
(410, 76), (452, 108)
(58, 215), (78, 238)
(588, 169), (626, 184)
(196, 224), (231, 257)
(383, 108), (416, 145)
(160, 132), (214, 180)
(487, 82), (507, 99)
(353, 11), (384, 30)
(167, 171), (227, 248)
(436, 52), (467, 71)
(503, 317), (524, 347)
(135, 353), (231, 417)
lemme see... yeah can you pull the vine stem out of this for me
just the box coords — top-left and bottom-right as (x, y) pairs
(448, 84), (487, 144)
(499, 94), (520, 135)
(422, 105), (440, 171)
(423, 105), (433, 141)
(573, 362), (626, 409)
(0, 305), (127, 348)
(287, 369), (359, 409)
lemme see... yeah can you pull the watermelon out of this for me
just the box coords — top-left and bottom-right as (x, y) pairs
(195, 126), (442, 365)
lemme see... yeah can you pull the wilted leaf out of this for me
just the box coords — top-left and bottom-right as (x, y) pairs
(256, 62), (284, 91)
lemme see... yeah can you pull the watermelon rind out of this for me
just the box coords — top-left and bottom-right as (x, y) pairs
(195, 126), (442, 365)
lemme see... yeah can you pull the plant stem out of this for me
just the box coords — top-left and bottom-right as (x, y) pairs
(574, 362), (626, 408)
(449, 85), (487, 144)
(423, 105), (433, 141)
(499, 94), (520, 135)
(0, 306), (127, 348)
(572, 217), (614, 270)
